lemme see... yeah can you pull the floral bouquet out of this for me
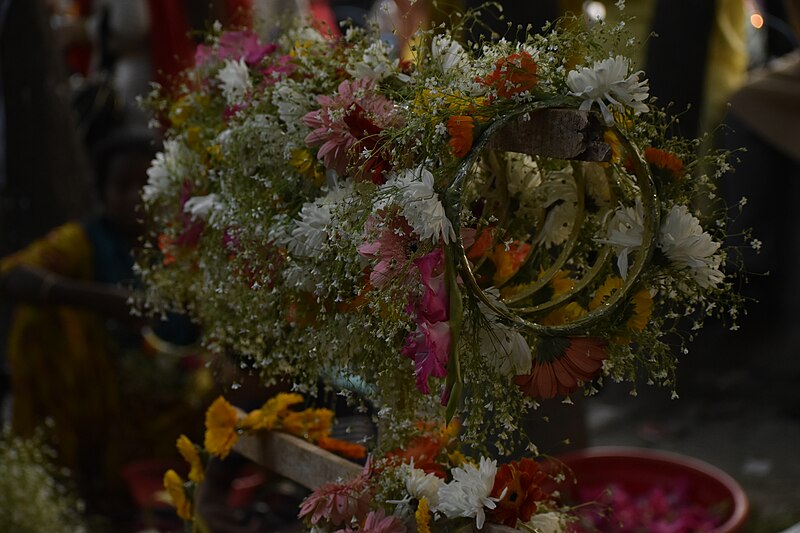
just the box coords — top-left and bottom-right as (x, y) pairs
(140, 5), (747, 531)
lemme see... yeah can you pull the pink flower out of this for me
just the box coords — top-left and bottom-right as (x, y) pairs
(298, 461), (372, 527)
(334, 510), (407, 533)
(357, 215), (415, 288)
(415, 249), (448, 323)
(260, 54), (295, 84)
(303, 79), (398, 177)
(402, 320), (451, 394)
(195, 30), (276, 67)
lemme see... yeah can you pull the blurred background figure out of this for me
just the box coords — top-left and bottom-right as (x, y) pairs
(0, 130), (211, 526)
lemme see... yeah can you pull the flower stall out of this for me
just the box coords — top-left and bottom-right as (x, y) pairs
(139, 7), (749, 532)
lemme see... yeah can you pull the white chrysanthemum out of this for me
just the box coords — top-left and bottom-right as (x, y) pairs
(659, 205), (723, 288)
(480, 327), (532, 377)
(184, 193), (225, 228)
(287, 184), (352, 257)
(398, 462), (445, 509)
(217, 58), (252, 104)
(567, 55), (649, 125)
(383, 166), (456, 244)
(599, 198), (645, 279)
(272, 80), (316, 132)
(144, 139), (191, 204)
(347, 40), (398, 81)
(431, 35), (466, 74)
(437, 457), (504, 530)
(526, 512), (566, 533)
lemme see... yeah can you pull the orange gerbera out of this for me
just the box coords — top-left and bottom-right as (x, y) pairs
(515, 337), (607, 399)
(204, 396), (239, 459)
(385, 434), (447, 478)
(317, 436), (367, 460)
(480, 51), (539, 99)
(447, 115), (475, 157)
(644, 147), (684, 179)
(489, 458), (550, 527)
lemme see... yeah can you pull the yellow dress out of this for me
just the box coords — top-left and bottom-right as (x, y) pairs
(1, 220), (211, 507)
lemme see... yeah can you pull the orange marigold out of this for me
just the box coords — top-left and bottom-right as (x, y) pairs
(480, 51), (539, 99)
(281, 408), (334, 441)
(204, 396), (239, 459)
(447, 115), (475, 157)
(488, 242), (531, 286)
(317, 436), (367, 460)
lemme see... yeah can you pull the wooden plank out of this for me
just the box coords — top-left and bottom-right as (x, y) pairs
(234, 430), (363, 490)
(488, 108), (611, 162)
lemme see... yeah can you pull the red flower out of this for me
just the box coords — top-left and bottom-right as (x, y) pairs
(385, 434), (447, 478)
(479, 51), (538, 99)
(489, 458), (550, 527)
(515, 338), (607, 399)
(644, 147), (685, 180)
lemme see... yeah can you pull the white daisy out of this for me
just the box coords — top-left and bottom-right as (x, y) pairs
(184, 193), (224, 227)
(599, 198), (645, 279)
(526, 512), (566, 533)
(567, 55), (649, 125)
(437, 457), (504, 529)
(383, 166), (456, 244)
(217, 58), (252, 105)
(659, 204), (724, 288)
(431, 35), (466, 74)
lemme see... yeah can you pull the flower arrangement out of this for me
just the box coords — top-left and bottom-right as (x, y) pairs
(141, 6), (749, 530)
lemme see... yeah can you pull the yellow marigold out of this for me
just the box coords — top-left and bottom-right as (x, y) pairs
(176, 435), (204, 484)
(163, 469), (192, 521)
(541, 301), (587, 326)
(416, 497), (432, 533)
(240, 392), (304, 431)
(290, 148), (325, 186)
(281, 408), (334, 442)
(603, 129), (623, 164)
(448, 449), (468, 466)
(441, 418), (460, 443)
(204, 396), (239, 459)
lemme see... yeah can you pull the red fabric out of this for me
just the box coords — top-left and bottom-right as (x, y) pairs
(146, 0), (194, 88)
(309, 0), (340, 38)
(225, 0), (253, 27)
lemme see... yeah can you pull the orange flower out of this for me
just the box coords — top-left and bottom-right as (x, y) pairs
(541, 302), (586, 326)
(447, 115), (475, 157)
(385, 434), (447, 478)
(515, 337), (607, 399)
(488, 242), (531, 285)
(489, 458), (549, 527)
(204, 396), (239, 459)
(644, 147), (684, 179)
(157, 234), (177, 265)
(480, 51), (538, 99)
(163, 469), (193, 521)
(466, 228), (494, 260)
(317, 436), (367, 460)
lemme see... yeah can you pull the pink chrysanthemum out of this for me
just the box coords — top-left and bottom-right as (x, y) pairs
(298, 462), (372, 526)
(303, 79), (398, 177)
(334, 510), (408, 533)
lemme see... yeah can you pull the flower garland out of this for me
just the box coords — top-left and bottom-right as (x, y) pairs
(139, 9), (748, 457)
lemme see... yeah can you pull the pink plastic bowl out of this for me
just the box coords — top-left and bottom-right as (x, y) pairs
(555, 447), (749, 533)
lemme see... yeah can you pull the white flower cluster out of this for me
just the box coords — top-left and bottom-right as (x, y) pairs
(381, 166), (456, 244)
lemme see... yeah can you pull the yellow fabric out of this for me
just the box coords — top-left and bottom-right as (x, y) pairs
(0, 223), (124, 490)
(1, 222), (209, 504)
